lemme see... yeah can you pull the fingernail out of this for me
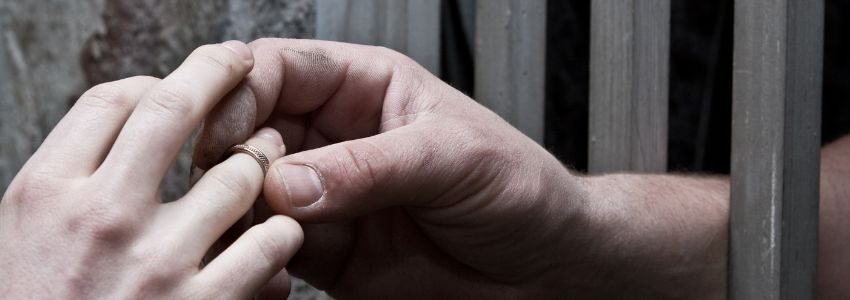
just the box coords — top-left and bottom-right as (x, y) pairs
(253, 127), (283, 146)
(221, 40), (252, 61)
(276, 164), (324, 207)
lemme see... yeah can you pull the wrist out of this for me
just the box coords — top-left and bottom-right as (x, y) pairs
(559, 174), (728, 299)
(516, 160), (599, 297)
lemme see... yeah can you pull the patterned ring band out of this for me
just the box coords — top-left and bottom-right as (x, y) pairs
(227, 144), (270, 175)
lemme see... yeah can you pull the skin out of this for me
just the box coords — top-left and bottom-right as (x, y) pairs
(0, 41), (303, 299)
(818, 136), (850, 299)
(1, 37), (845, 299)
(191, 38), (850, 299)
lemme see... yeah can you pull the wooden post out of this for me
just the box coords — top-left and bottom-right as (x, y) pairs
(588, 0), (670, 173)
(729, 0), (823, 298)
(474, 0), (546, 143)
(316, 0), (441, 74)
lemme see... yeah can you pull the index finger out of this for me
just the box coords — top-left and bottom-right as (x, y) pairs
(98, 41), (254, 191)
(192, 38), (432, 170)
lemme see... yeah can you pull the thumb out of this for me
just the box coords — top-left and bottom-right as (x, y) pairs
(263, 121), (497, 222)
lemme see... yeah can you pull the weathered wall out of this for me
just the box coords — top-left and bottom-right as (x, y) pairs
(0, 0), (328, 298)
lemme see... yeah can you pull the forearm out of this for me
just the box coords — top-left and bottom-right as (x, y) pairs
(570, 135), (850, 299)
(818, 135), (850, 299)
(577, 173), (728, 299)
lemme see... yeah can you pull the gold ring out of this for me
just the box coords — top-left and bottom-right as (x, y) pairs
(227, 144), (270, 174)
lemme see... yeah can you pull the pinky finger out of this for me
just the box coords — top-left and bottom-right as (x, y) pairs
(194, 215), (303, 299)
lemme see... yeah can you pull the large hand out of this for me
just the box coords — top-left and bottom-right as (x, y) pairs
(0, 42), (302, 299)
(192, 39), (586, 298)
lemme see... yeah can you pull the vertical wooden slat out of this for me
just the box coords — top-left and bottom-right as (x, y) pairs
(316, 0), (441, 74)
(729, 0), (823, 298)
(474, 0), (546, 143)
(588, 0), (670, 173)
(405, 0), (441, 73)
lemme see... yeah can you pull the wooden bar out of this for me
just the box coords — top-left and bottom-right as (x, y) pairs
(729, 0), (823, 298)
(474, 0), (546, 143)
(316, 0), (441, 74)
(588, 0), (670, 173)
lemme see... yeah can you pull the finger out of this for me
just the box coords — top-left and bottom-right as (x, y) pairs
(263, 120), (497, 222)
(203, 194), (277, 265)
(98, 41), (254, 189)
(25, 76), (159, 177)
(257, 269), (292, 300)
(166, 127), (285, 256)
(195, 215), (303, 299)
(202, 207), (253, 266)
(192, 38), (429, 170)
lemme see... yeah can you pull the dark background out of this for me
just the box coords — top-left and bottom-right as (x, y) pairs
(443, 0), (850, 174)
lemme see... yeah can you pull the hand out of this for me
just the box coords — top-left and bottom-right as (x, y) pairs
(0, 41), (302, 299)
(192, 39), (587, 298)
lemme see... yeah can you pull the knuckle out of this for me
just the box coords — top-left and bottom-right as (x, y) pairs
(78, 82), (132, 110)
(67, 198), (139, 245)
(248, 37), (279, 48)
(331, 140), (388, 193)
(206, 169), (256, 201)
(374, 45), (404, 60)
(191, 44), (239, 74)
(129, 236), (194, 274)
(5, 172), (37, 201)
(129, 266), (183, 297)
(126, 75), (161, 86)
(248, 227), (279, 266)
(143, 85), (194, 116)
(3, 169), (59, 206)
(373, 45), (419, 68)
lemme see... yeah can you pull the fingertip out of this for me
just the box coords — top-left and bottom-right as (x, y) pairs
(264, 162), (324, 211)
(266, 215), (304, 249)
(252, 127), (284, 148)
(194, 214), (303, 299)
(221, 40), (253, 62)
(243, 128), (285, 162)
